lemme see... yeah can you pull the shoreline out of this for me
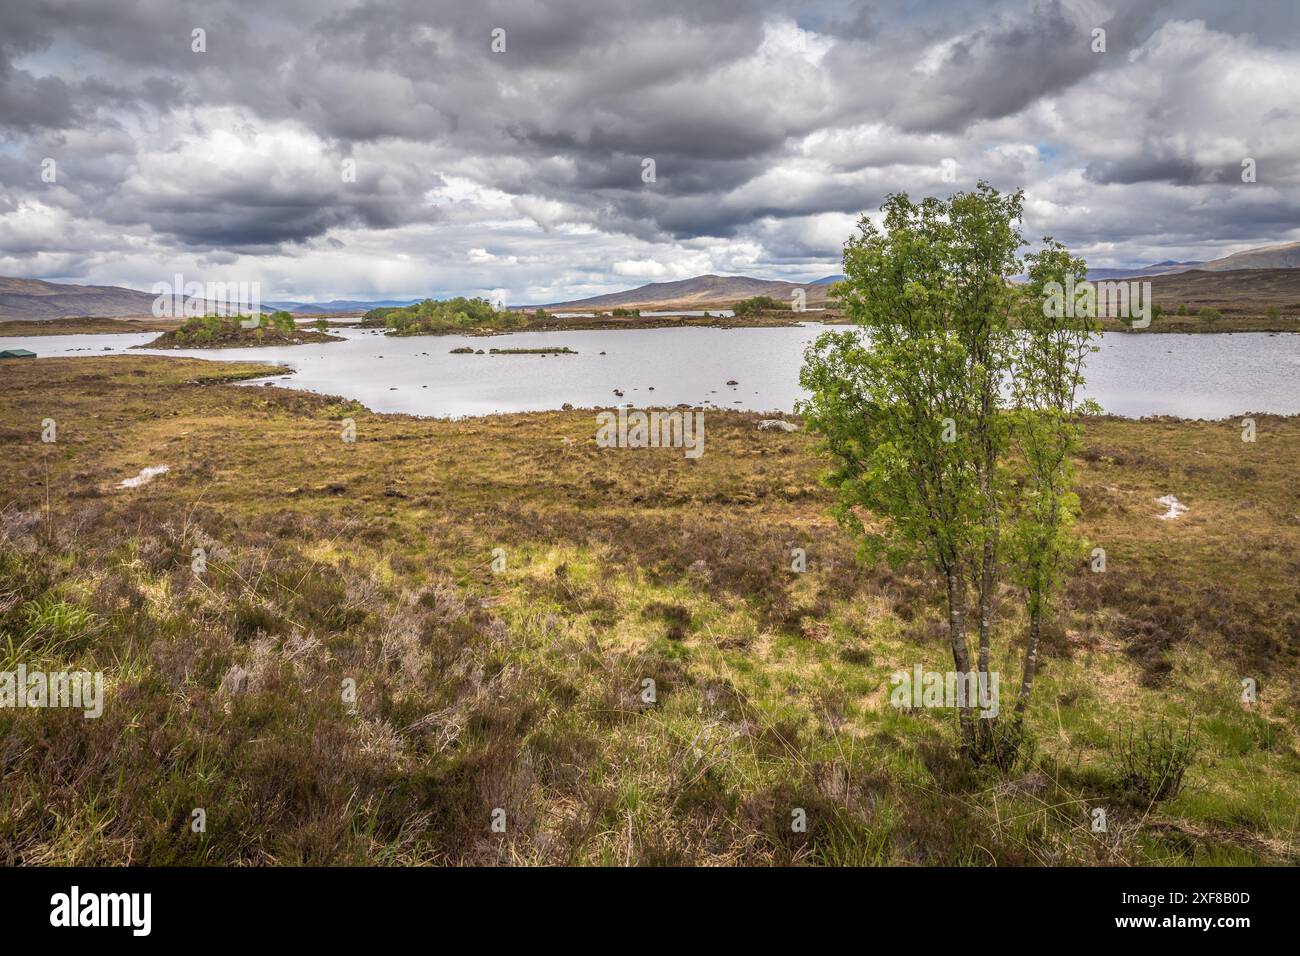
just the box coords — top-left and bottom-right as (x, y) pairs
(7, 311), (1300, 337)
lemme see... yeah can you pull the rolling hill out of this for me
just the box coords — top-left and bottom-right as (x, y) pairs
(0, 276), (166, 321)
(1148, 267), (1300, 313)
(544, 274), (836, 310)
(0, 277), (416, 321)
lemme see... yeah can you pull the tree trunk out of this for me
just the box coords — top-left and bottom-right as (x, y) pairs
(945, 567), (975, 749)
(976, 531), (996, 751)
(1015, 599), (1041, 716)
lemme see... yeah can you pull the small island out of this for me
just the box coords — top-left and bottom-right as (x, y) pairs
(449, 345), (576, 355)
(136, 312), (343, 349)
(365, 297), (525, 335)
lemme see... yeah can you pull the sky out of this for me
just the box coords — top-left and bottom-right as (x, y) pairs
(1, 0), (1298, 304)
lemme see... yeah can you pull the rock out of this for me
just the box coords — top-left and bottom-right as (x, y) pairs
(757, 419), (799, 432)
(726, 379), (738, 385)
(561, 403), (574, 410)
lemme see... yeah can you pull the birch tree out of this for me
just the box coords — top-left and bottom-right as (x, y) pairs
(800, 185), (1093, 763)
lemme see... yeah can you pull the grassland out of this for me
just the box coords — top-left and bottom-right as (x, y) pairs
(0, 355), (1296, 865)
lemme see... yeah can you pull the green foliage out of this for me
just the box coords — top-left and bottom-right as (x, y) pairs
(1197, 307), (1222, 323)
(269, 310), (296, 333)
(362, 306), (401, 325)
(1008, 239), (1099, 619)
(17, 594), (99, 659)
(798, 183), (1027, 573)
(382, 297), (524, 335)
(1112, 719), (1197, 803)
(1266, 305), (1281, 321)
(611, 307), (641, 317)
(314, 317), (329, 333)
(732, 295), (789, 317)
(1176, 303), (1190, 316)
(799, 183), (1098, 758)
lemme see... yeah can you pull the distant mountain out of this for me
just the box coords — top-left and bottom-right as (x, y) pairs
(1194, 240), (1300, 272)
(265, 298), (421, 315)
(1085, 241), (1300, 281)
(808, 275), (844, 285)
(544, 274), (835, 310)
(0, 277), (418, 321)
(0, 276), (165, 320)
(1086, 261), (1204, 280)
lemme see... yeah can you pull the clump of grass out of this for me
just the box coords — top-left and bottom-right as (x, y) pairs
(1111, 718), (1197, 804)
(16, 594), (100, 659)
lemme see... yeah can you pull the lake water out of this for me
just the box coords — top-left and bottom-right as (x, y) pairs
(2, 324), (1298, 420)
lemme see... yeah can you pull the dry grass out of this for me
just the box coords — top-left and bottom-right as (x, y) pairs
(0, 355), (1296, 865)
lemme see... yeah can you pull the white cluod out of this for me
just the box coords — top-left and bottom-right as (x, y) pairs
(118, 464), (169, 489)
(1155, 494), (1188, 520)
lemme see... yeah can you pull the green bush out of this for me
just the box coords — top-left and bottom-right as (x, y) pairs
(268, 310), (296, 333)
(733, 295), (789, 317)
(1197, 307), (1222, 324)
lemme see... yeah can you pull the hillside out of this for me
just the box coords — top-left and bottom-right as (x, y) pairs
(1194, 240), (1300, 272)
(544, 274), (836, 310)
(1149, 267), (1300, 314)
(1088, 241), (1300, 281)
(0, 276), (411, 322)
(0, 276), (165, 320)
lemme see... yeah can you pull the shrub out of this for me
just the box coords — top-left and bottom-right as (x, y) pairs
(1197, 307), (1221, 324)
(1111, 719), (1197, 803)
(269, 310), (296, 333)
(733, 295), (789, 317)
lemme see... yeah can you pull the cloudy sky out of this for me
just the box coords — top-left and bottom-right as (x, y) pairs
(1, 0), (1297, 303)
